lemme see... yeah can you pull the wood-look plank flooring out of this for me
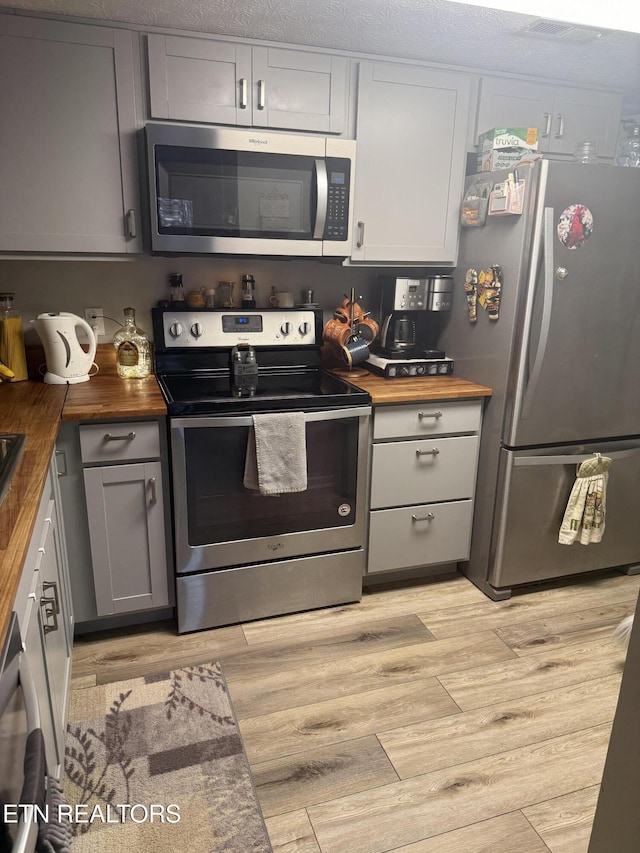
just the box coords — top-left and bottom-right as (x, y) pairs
(71, 570), (640, 852)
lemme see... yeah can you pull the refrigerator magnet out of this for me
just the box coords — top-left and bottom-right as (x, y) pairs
(557, 204), (594, 249)
(464, 269), (478, 322)
(478, 265), (503, 321)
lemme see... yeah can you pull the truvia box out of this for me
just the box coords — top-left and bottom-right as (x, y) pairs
(477, 127), (539, 172)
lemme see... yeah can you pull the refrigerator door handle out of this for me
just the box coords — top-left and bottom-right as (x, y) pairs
(521, 206), (555, 419)
(514, 447), (640, 467)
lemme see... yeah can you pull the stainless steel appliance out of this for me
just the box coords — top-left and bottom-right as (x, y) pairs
(368, 276), (455, 377)
(440, 160), (640, 599)
(145, 123), (355, 257)
(0, 613), (45, 853)
(152, 307), (371, 633)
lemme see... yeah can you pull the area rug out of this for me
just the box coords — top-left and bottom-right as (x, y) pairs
(64, 662), (272, 852)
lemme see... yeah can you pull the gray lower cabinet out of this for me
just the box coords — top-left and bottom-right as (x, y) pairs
(350, 61), (471, 264)
(367, 400), (482, 575)
(57, 419), (172, 624)
(146, 33), (349, 134)
(15, 453), (73, 779)
(0, 14), (141, 254)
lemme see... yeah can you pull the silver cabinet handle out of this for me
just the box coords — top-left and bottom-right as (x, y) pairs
(239, 77), (248, 109)
(542, 112), (551, 137)
(555, 113), (565, 138)
(41, 581), (59, 634)
(126, 209), (137, 239)
(416, 448), (440, 457)
(356, 221), (365, 248)
(412, 512), (435, 522)
(55, 448), (67, 477)
(257, 79), (265, 110)
(313, 159), (328, 239)
(418, 410), (442, 420)
(103, 432), (136, 442)
(148, 476), (157, 505)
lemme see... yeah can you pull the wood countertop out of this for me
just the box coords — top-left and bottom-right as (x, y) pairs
(337, 370), (493, 404)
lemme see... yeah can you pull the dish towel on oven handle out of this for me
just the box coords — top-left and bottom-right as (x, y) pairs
(243, 411), (308, 495)
(558, 453), (611, 545)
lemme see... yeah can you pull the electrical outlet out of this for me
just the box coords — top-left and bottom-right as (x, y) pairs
(84, 307), (105, 336)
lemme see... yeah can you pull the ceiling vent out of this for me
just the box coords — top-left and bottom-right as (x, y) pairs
(519, 19), (604, 43)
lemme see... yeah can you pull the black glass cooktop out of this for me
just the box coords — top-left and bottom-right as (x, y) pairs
(158, 369), (371, 415)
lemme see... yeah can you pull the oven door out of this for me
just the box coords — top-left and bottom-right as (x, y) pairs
(0, 613), (43, 853)
(170, 407), (370, 575)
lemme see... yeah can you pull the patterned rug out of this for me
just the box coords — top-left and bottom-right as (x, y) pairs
(64, 662), (272, 852)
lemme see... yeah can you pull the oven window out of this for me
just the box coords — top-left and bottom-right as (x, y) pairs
(184, 419), (359, 545)
(155, 146), (315, 239)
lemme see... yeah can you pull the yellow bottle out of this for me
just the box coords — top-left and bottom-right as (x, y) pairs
(0, 292), (28, 382)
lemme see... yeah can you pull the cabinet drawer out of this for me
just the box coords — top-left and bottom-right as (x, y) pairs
(368, 500), (473, 574)
(370, 435), (478, 509)
(79, 421), (160, 463)
(373, 400), (481, 440)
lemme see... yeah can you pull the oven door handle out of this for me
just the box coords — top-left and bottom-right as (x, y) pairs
(171, 406), (371, 429)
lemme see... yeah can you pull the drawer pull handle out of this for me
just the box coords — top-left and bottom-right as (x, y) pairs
(416, 448), (440, 457)
(42, 580), (60, 615)
(418, 410), (442, 420)
(412, 512), (435, 523)
(104, 432), (136, 442)
(41, 581), (60, 633)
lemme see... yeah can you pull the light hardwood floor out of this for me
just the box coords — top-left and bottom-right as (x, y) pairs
(71, 570), (640, 853)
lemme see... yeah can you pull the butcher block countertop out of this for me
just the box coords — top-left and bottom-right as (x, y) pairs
(339, 370), (492, 404)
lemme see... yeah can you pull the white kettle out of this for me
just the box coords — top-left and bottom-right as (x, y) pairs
(32, 312), (97, 384)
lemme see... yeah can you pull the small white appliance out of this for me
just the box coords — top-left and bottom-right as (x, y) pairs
(32, 312), (97, 384)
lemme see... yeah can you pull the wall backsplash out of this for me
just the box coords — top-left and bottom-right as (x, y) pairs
(2, 256), (426, 346)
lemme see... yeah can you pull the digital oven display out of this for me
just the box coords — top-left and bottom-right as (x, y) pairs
(222, 315), (263, 333)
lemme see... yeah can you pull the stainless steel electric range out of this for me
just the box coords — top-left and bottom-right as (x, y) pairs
(152, 307), (371, 633)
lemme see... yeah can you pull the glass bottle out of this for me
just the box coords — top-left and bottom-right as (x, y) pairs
(573, 141), (597, 164)
(618, 125), (640, 167)
(241, 274), (256, 308)
(0, 292), (28, 381)
(169, 272), (185, 306)
(113, 307), (151, 379)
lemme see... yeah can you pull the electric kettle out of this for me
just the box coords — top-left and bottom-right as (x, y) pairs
(32, 312), (97, 384)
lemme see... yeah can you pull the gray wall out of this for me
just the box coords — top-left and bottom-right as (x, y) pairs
(4, 256), (407, 345)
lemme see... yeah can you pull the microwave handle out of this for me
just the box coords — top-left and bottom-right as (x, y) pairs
(313, 159), (328, 239)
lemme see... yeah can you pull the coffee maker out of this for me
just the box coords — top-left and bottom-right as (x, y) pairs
(368, 277), (454, 378)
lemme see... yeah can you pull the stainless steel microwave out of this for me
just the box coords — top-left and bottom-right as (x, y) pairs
(144, 123), (356, 257)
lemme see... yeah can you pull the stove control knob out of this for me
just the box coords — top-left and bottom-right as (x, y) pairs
(169, 322), (184, 338)
(191, 322), (204, 338)
(416, 364), (426, 375)
(280, 321), (292, 336)
(298, 321), (311, 336)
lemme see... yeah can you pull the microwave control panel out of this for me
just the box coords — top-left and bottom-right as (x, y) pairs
(324, 159), (350, 240)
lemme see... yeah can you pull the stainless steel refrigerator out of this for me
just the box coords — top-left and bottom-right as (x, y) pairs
(440, 159), (640, 600)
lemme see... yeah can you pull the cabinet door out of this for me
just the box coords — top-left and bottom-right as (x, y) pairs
(147, 33), (252, 125)
(37, 499), (72, 770)
(475, 77), (556, 152)
(251, 47), (348, 133)
(550, 85), (623, 157)
(0, 16), (141, 253)
(84, 462), (169, 616)
(351, 61), (471, 264)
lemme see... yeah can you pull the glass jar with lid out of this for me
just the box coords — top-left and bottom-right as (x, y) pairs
(617, 125), (640, 167)
(0, 292), (28, 381)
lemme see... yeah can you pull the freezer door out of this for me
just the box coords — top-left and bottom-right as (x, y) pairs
(489, 442), (640, 590)
(507, 163), (640, 447)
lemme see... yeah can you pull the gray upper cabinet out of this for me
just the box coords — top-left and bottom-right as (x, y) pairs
(0, 15), (141, 253)
(350, 61), (471, 265)
(475, 76), (623, 157)
(147, 34), (349, 134)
